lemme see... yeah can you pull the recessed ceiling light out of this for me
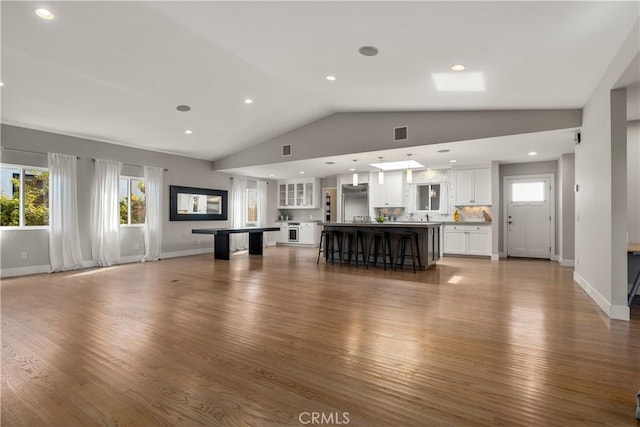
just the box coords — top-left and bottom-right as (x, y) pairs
(0, 82), (4, 87)
(359, 46), (379, 57)
(325, 161), (335, 165)
(299, 171), (305, 174)
(185, 130), (193, 135)
(244, 98), (254, 104)
(528, 151), (537, 156)
(35, 7), (55, 20)
(176, 105), (191, 112)
(451, 64), (466, 71)
(450, 159), (457, 163)
(326, 75), (336, 81)
(269, 174), (275, 177)
(349, 168), (356, 172)
(437, 149), (450, 153)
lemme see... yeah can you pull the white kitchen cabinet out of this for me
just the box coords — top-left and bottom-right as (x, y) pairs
(454, 168), (491, 205)
(277, 223), (289, 244)
(443, 224), (491, 256)
(278, 178), (320, 209)
(299, 222), (321, 245)
(371, 171), (403, 207)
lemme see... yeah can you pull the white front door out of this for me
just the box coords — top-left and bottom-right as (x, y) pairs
(506, 178), (552, 259)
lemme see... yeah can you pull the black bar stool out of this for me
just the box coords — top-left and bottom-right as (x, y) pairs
(341, 230), (366, 267)
(317, 229), (342, 265)
(394, 232), (421, 273)
(366, 231), (393, 270)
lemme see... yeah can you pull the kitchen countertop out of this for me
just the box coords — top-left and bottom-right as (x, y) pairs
(323, 222), (442, 228)
(275, 220), (322, 223)
(442, 221), (491, 225)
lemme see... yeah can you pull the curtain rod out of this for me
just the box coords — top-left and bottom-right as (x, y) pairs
(2, 147), (80, 159)
(91, 158), (168, 172)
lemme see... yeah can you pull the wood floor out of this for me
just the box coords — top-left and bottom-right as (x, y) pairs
(2, 247), (639, 426)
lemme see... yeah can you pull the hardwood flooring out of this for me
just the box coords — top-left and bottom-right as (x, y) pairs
(2, 247), (639, 426)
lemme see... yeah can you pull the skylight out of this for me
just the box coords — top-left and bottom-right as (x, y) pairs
(432, 72), (486, 92)
(369, 160), (424, 170)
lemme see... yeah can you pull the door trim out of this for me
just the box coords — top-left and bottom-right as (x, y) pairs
(502, 173), (555, 260)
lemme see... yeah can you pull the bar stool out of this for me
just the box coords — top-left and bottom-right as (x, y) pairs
(394, 232), (421, 273)
(317, 229), (342, 265)
(341, 230), (367, 267)
(366, 231), (393, 270)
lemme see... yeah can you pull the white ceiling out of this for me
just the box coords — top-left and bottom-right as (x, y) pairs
(1, 2), (638, 162)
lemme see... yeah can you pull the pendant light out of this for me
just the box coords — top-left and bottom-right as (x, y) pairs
(352, 159), (358, 186)
(406, 153), (413, 183)
(378, 157), (384, 184)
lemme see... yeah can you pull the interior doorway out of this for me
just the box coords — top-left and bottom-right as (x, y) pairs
(504, 174), (555, 259)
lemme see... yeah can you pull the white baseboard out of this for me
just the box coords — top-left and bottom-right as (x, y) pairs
(1, 264), (50, 278)
(266, 241), (277, 247)
(559, 258), (575, 267)
(491, 254), (500, 261)
(161, 248), (213, 259)
(573, 271), (629, 321)
(499, 251), (506, 258)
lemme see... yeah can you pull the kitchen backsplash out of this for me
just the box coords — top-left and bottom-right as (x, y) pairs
(277, 208), (322, 221)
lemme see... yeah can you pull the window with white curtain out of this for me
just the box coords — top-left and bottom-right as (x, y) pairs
(0, 164), (49, 228)
(119, 176), (146, 225)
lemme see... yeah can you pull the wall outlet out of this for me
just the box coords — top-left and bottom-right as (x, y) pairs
(20, 251), (28, 261)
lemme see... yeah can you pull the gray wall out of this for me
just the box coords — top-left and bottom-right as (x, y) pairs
(628, 120), (640, 244)
(575, 21), (638, 319)
(0, 125), (279, 273)
(558, 153), (576, 262)
(213, 110), (582, 170)
(498, 161), (560, 255)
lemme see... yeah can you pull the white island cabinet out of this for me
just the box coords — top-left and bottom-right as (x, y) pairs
(443, 224), (491, 256)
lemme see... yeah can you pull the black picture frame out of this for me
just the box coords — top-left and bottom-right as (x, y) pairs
(169, 185), (228, 221)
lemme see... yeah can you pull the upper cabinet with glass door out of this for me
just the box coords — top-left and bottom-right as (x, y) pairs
(277, 178), (320, 209)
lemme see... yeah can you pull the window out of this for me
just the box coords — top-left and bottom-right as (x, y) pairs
(246, 180), (258, 225)
(416, 183), (441, 211)
(0, 165), (49, 227)
(511, 182), (545, 202)
(120, 177), (145, 225)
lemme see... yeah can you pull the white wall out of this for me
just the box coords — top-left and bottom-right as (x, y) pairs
(0, 125), (278, 276)
(575, 21), (639, 320)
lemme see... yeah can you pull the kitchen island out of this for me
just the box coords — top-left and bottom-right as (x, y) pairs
(322, 222), (441, 270)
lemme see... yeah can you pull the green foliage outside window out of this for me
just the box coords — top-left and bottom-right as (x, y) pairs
(0, 169), (49, 227)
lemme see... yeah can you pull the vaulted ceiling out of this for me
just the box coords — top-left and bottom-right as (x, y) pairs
(1, 2), (638, 161)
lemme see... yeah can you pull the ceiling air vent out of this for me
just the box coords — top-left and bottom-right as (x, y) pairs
(394, 126), (408, 142)
(282, 144), (292, 157)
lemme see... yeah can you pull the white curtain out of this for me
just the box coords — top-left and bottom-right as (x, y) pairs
(257, 180), (268, 247)
(90, 159), (122, 266)
(230, 177), (248, 250)
(439, 182), (450, 215)
(47, 153), (83, 272)
(142, 165), (163, 262)
(257, 181), (267, 226)
(406, 184), (417, 214)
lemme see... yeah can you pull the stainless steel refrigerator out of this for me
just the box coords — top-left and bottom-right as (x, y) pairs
(342, 183), (369, 221)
